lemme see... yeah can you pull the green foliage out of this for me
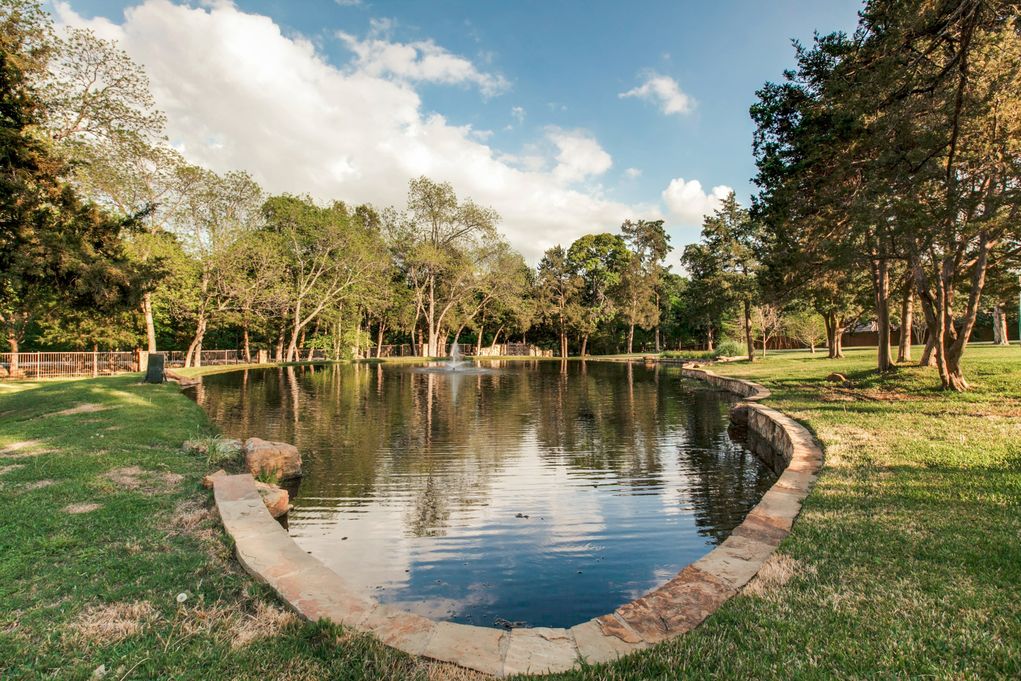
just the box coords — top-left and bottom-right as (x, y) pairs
(713, 338), (745, 358)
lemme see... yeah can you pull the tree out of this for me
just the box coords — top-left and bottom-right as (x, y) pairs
(618, 219), (671, 354)
(537, 245), (579, 357)
(388, 177), (500, 357)
(263, 195), (389, 362)
(1, 1), (151, 371)
(566, 233), (629, 356)
(682, 193), (761, 360)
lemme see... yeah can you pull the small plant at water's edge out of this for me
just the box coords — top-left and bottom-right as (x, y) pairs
(713, 339), (745, 359)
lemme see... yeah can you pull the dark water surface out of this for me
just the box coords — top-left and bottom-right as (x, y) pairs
(191, 360), (775, 628)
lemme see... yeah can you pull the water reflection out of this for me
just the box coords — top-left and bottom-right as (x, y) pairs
(192, 360), (775, 628)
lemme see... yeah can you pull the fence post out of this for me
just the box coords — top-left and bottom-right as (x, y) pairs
(92, 352), (98, 378)
(35, 353), (39, 379)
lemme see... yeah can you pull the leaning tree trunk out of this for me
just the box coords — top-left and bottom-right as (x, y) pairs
(627, 323), (635, 355)
(580, 334), (589, 357)
(898, 283), (913, 363)
(185, 315), (207, 368)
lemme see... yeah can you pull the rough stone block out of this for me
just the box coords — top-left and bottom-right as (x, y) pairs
(255, 480), (290, 518)
(571, 619), (647, 664)
(614, 566), (735, 643)
(694, 534), (775, 589)
(244, 437), (302, 480)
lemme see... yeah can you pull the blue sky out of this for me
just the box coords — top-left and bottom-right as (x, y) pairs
(54, 0), (862, 263)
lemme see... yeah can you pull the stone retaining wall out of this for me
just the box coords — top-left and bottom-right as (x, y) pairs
(211, 363), (823, 676)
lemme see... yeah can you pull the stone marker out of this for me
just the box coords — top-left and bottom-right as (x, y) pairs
(144, 352), (165, 383)
(243, 437), (302, 480)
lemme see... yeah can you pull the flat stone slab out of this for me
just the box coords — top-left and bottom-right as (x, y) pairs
(210, 362), (824, 676)
(503, 627), (578, 675)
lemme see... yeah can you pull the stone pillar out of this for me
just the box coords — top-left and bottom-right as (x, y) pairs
(137, 350), (149, 374)
(257, 349), (268, 364)
(144, 352), (165, 383)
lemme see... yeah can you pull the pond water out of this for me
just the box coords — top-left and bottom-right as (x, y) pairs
(190, 360), (776, 629)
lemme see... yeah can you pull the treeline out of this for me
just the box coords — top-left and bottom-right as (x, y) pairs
(680, 0), (1021, 391)
(0, 2), (699, 364)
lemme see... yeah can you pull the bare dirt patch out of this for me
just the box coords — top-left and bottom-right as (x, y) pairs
(47, 403), (110, 417)
(167, 499), (214, 533)
(0, 440), (52, 459)
(22, 479), (54, 491)
(63, 502), (102, 514)
(744, 553), (816, 599)
(230, 601), (298, 649)
(65, 601), (155, 646)
(103, 466), (184, 494)
(0, 464), (24, 476)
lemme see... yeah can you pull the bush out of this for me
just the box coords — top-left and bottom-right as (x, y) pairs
(713, 339), (745, 359)
(661, 350), (717, 361)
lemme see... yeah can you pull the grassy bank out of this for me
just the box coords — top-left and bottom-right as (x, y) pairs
(0, 375), (477, 680)
(548, 345), (1021, 679)
(2, 348), (1018, 679)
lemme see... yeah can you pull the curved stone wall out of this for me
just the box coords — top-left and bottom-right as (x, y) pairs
(211, 364), (823, 676)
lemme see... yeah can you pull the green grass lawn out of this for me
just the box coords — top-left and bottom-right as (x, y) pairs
(1, 347), (1019, 679)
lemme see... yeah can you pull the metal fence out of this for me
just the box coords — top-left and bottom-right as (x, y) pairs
(0, 352), (137, 379)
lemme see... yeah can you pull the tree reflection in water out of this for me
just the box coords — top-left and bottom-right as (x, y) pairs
(192, 361), (776, 628)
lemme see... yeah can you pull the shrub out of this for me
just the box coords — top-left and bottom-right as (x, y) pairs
(714, 339), (745, 359)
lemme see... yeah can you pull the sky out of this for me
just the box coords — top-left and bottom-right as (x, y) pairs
(49, 0), (862, 267)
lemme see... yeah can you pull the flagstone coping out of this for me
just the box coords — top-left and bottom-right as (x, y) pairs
(211, 365), (820, 676)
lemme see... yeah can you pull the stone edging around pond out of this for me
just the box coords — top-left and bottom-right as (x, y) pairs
(210, 365), (822, 677)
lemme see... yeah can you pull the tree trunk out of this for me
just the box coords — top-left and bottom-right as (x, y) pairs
(242, 320), (251, 363)
(275, 328), (285, 361)
(580, 334), (589, 357)
(490, 326), (503, 352)
(743, 299), (755, 361)
(376, 322), (385, 357)
(559, 331), (568, 358)
(870, 258), (892, 372)
(476, 321), (484, 356)
(185, 315), (207, 368)
(993, 305), (1009, 345)
(655, 326), (661, 353)
(142, 291), (157, 352)
(627, 323), (635, 355)
(706, 325), (714, 352)
(898, 282), (913, 363)
(7, 334), (19, 375)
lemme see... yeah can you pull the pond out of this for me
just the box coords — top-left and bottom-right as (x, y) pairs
(190, 360), (776, 629)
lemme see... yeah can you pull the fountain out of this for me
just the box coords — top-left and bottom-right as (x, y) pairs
(446, 342), (467, 371)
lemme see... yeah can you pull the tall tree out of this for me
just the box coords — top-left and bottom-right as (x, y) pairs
(682, 193), (762, 360)
(618, 219), (671, 354)
(566, 233), (629, 356)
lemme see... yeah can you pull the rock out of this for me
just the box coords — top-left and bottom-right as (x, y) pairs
(243, 438), (302, 480)
(825, 372), (848, 383)
(255, 480), (290, 518)
(202, 469), (227, 489)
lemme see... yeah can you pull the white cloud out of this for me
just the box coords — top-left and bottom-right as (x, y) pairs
(546, 127), (613, 184)
(619, 71), (694, 116)
(53, 0), (660, 262)
(624, 167), (641, 179)
(334, 0), (363, 6)
(337, 28), (509, 97)
(510, 105), (525, 124)
(662, 178), (732, 224)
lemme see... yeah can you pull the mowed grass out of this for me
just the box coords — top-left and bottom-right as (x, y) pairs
(546, 345), (1021, 680)
(0, 376), (481, 681)
(1, 348), (1019, 679)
